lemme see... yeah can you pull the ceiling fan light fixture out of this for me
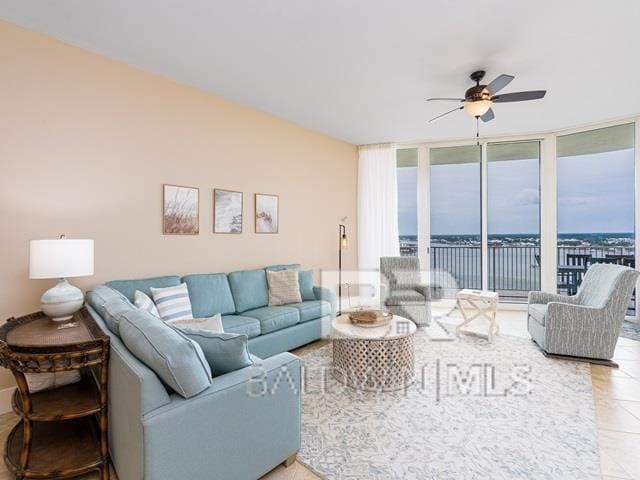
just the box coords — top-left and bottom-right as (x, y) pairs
(464, 99), (492, 118)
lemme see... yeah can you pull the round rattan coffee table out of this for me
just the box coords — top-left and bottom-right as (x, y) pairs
(331, 314), (416, 392)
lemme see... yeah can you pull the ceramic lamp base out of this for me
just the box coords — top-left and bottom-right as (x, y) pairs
(41, 279), (84, 322)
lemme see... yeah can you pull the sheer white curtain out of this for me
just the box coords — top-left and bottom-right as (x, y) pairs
(357, 143), (400, 271)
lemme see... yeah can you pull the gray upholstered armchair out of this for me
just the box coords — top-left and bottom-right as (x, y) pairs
(380, 256), (431, 326)
(528, 263), (639, 363)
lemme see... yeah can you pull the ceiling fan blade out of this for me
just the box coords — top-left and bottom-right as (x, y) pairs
(429, 106), (463, 122)
(480, 108), (495, 122)
(492, 90), (546, 103)
(426, 97), (464, 102)
(486, 74), (514, 95)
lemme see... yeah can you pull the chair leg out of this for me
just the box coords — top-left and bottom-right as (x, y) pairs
(282, 453), (297, 468)
(542, 350), (619, 368)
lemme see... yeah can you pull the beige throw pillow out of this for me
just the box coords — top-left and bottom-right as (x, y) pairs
(267, 269), (302, 306)
(167, 313), (224, 333)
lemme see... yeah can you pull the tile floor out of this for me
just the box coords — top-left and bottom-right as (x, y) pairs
(0, 308), (637, 479)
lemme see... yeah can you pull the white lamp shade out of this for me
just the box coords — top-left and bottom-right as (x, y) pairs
(30, 239), (94, 279)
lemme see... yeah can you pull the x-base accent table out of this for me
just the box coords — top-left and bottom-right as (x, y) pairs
(454, 289), (499, 343)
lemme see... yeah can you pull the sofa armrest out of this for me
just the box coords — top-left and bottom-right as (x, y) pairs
(145, 352), (299, 417)
(528, 291), (580, 305)
(86, 305), (172, 480)
(314, 286), (336, 315)
(546, 302), (605, 331)
(141, 353), (301, 480)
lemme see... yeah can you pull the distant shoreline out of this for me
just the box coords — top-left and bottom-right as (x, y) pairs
(399, 232), (634, 248)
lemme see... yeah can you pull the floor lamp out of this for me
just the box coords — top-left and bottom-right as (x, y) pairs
(338, 223), (348, 315)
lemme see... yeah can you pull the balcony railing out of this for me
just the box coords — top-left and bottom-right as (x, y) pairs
(428, 245), (541, 296)
(399, 243), (636, 309)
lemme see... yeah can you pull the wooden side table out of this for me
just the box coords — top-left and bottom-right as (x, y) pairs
(454, 289), (499, 343)
(0, 308), (110, 480)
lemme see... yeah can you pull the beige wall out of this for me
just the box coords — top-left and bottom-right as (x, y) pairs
(0, 21), (358, 390)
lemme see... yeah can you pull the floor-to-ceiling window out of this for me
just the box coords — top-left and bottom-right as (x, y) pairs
(556, 123), (635, 311)
(430, 145), (482, 292)
(487, 141), (541, 302)
(397, 148), (418, 256)
(399, 118), (638, 315)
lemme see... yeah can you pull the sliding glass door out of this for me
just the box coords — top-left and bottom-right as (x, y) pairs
(429, 145), (481, 294)
(487, 142), (541, 301)
(557, 123), (636, 313)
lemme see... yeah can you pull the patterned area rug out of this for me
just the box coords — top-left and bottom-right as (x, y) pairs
(621, 320), (640, 342)
(298, 331), (600, 480)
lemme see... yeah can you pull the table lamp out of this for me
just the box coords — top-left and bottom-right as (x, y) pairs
(29, 235), (94, 321)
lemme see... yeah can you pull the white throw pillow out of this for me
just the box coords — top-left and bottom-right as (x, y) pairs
(134, 290), (160, 317)
(167, 313), (225, 333)
(267, 269), (302, 306)
(151, 283), (194, 321)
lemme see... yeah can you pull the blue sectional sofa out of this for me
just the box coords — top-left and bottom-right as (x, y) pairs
(85, 263), (334, 480)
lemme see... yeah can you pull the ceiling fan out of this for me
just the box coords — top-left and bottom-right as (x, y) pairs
(427, 70), (546, 123)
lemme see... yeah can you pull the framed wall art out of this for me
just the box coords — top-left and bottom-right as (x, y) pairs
(214, 189), (243, 234)
(255, 193), (279, 234)
(163, 184), (199, 235)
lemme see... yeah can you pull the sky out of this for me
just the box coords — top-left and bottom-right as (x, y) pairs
(398, 148), (635, 236)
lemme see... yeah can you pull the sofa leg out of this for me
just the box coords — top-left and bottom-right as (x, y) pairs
(282, 453), (297, 468)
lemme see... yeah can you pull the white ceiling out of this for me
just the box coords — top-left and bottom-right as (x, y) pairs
(2, 0), (639, 145)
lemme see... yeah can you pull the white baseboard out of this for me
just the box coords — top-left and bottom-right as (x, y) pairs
(0, 386), (15, 415)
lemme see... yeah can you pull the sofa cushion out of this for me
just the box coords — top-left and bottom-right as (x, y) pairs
(529, 304), (548, 326)
(183, 331), (253, 377)
(106, 276), (182, 303)
(182, 273), (236, 317)
(242, 306), (300, 334)
(86, 286), (136, 335)
(288, 300), (331, 323)
(221, 315), (261, 338)
(100, 298), (136, 335)
(228, 269), (269, 313)
(386, 289), (426, 306)
(265, 264), (302, 272)
(298, 270), (316, 301)
(118, 309), (212, 398)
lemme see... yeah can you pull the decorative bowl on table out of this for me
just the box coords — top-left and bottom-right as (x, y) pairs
(348, 309), (393, 328)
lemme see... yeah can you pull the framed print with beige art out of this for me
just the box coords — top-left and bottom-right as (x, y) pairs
(214, 189), (243, 234)
(163, 184), (199, 235)
(255, 193), (279, 233)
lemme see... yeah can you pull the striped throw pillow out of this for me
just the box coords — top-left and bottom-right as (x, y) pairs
(134, 290), (160, 317)
(151, 283), (194, 321)
(267, 269), (302, 306)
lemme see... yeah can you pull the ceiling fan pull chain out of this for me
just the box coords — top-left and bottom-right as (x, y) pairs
(476, 116), (480, 146)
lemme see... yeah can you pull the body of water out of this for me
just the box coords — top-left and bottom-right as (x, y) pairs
(399, 233), (635, 301)
(399, 232), (635, 248)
